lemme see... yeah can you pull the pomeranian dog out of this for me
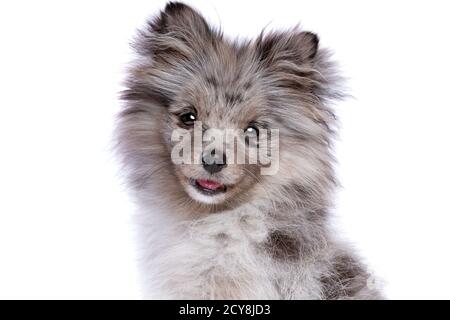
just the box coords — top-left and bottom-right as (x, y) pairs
(116, 2), (382, 299)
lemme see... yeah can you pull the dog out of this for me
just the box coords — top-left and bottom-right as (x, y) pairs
(116, 1), (382, 299)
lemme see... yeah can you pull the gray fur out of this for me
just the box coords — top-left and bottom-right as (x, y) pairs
(115, 2), (382, 299)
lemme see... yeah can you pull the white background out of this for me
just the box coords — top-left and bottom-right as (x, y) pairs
(1, 0), (449, 299)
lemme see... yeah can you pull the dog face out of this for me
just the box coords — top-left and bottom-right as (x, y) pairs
(118, 2), (340, 210)
(165, 81), (270, 204)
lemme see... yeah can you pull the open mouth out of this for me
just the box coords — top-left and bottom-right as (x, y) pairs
(190, 178), (227, 195)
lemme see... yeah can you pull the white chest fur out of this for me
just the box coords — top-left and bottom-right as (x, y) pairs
(136, 204), (322, 299)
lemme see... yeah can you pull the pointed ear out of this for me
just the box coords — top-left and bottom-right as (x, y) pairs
(257, 30), (319, 66)
(151, 2), (212, 37)
(136, 2), (215, 56)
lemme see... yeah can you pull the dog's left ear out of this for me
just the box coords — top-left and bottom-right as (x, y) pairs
(256, 30), (319, 66)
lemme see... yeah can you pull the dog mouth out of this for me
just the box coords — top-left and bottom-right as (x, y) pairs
(189, 178), (227, 195)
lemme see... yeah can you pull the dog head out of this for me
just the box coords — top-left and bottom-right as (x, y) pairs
(118, 2), (342, 210)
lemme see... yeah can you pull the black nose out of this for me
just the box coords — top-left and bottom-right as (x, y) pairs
(202, 149), (227, 174)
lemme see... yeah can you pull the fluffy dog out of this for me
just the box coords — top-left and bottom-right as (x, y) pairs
(116, 1), (382, 299)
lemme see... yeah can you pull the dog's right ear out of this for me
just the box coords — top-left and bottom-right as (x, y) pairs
(150, 2), (212, 38)
(135, 2), (215, 57)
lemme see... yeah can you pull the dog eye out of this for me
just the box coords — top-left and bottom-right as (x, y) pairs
(244, 126), (259, 137)
(179, 112), (196, 126)
(244, 126), (259, 146)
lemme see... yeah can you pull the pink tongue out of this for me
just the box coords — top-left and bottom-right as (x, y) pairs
(196, 179), (223, 190)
